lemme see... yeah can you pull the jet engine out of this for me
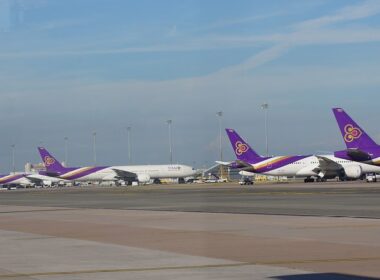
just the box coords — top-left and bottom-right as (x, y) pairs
(343, 165), (362, 179)
(137, 174), (151, 184)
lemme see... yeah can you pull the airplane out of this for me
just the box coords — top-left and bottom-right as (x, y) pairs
(0, 173), (31, 188)
(0, 172), (65, 189)
(219, 128), (380, 182)
(333, 108), (380, 165)
(37, 147), (197, 185)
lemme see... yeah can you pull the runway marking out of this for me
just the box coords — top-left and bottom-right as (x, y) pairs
(2, 257), (380, 278)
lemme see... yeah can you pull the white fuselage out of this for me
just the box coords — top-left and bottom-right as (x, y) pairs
(0, 176), (31, 186)
(253, 155), (380, 177)
(112, 164), (197, 179)
(58, 164), (196, 182)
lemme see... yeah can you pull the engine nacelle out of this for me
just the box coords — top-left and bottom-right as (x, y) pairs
(344, 165), (362, 179)
(137, 174), (151, 183)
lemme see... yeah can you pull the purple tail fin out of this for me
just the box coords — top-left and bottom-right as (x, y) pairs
(225, 129), (265, 163)
(38, 147), (68, 173)
(332, 108), (378, 149)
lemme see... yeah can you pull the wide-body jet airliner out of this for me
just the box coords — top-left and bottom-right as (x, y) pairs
(38, 147), (197, 184)
(0, 172), (65, 188)
(221, 129), (380, 182)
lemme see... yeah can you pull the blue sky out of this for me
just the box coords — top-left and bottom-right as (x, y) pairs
(1, 0), (380, 171)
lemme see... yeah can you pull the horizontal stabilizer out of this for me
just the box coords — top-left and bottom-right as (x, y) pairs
(215, 161), (233, 166)
(346, 149), (372, 161)
(41, 171), (61, 177)
(215, 160), (254, 171)
(236, 160), (252, 168)
(236, 160), (255, 172)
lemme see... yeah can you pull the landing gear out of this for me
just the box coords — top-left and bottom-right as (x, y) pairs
(304, 177), (315, 183)
(178, 178), (185, 184)
(316, 177), (327, 183)
(115, 180), (129, 187)
(153, 178), (162, 184)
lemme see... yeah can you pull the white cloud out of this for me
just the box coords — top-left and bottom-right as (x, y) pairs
(296, 0), (380, 30)
(2, 1), (379, 74)
(1, 0), (380, 83)
(197, 12), (286, 32)
(206, 0), (380, 78)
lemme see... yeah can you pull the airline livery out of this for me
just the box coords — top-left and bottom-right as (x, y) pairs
(333, 108), (380, 165)
(0, 173), (30, 187)
(38, 147), (197, 184)
(222, 128), (380, 182)
(0, 172), (65, 188)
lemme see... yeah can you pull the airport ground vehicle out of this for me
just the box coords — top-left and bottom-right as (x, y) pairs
(366, 173), (380, 182)
(239, 177), (254, 185)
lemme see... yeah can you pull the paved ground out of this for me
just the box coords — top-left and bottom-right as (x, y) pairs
(1, 182), (380, 279)
(1, 181), (380, 218)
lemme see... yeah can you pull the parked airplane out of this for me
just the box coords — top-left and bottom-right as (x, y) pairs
(220, 129), (380, 182)
(333, 108), (380, 165)
(0, 173), (65, 188)
(38, 147), (197, 184)
(0, 173), (31, 188)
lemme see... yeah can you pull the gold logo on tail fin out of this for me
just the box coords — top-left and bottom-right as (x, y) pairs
(44, 156), (55, 167)
(235, 141), (249, 155)
(344, 124), (362, 143)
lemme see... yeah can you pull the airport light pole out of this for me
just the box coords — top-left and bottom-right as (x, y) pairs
(216, 111), (223, 162)
(261, 103), (269, 157)
(216, 111), (224, 179)
(166, 120), (173, 164)
(64, 136), (68, 166)
(126, 126), (132, 164)
(93, 131), (97, 165)
(11, 144), (15, 173)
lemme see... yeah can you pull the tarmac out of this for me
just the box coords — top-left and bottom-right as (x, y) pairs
(1, 181), (380, 279)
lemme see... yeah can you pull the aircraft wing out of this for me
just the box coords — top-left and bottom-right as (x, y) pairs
(315, 156), (342, 172)
(112, 169), (137, 180)
(25, 175), (43, 185)
(26, 174), (65, 184)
